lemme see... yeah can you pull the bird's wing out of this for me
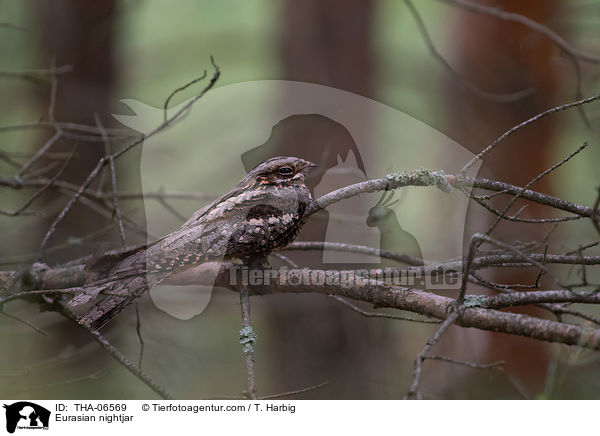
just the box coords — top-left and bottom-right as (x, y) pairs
(151, 187), (280, 264)
(179, 178), (256, 229)
(84, 242), (149, 273)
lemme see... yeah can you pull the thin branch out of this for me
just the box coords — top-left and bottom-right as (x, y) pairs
(0, 310), (48, 336)
(441, 0), (600, 64)
(551, 307), (600, 327)
(0, 121), (135, 138)
(203, 381), (331, 400)
(17, 178), (216, 202)
(35, 58), (220, 259)
(454, 176), (597, 218)
(405, 308), (462, 399)
(18, 131), (62, 177)
(5, 371), (104, 397)
(47, 58), (59, 126)
(460, 94), (600, 174)
(465, 234), (566, 298)
(0, 146), (76, 217)
(239, 286), (257, 399)
(283, 241), (424, 266)
(0, 66), (73, 84)
(426, 355), (505, 370)
(470, 271), (600, 327)
(56, 304), (174, 399)
(94, 113), (126, 246)
(112, 57), (220, 160)
(464, 187), (584, 224)
(259, 381), (330, 399)
(135, 304), (145, 370)
(404, 0), (533, 103)
(163, 70), (207, 122)
(36, 157), (107, 261)
(484, 142), (588, 236)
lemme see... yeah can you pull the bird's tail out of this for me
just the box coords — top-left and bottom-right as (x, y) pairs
(76, 275), (149, 331)
(69, 243), (152, 331)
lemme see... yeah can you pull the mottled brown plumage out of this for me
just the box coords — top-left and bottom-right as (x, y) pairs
(74, 156), (316, 330)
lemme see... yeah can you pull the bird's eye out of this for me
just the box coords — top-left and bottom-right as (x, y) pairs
(278, 166), (294, 176)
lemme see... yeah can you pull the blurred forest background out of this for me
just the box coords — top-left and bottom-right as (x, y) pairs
(1, 0), (600, 399)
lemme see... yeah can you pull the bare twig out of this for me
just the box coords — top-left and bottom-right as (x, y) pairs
(0, 121), (135, 138)
(135, 304), (145, 370)
(0, 65), (73, 81)
(283, 241), (424, 266)
(94, 113), (126, 246)
(441, 0), (600, 64)
(163, 70), (208, 122)
(239, 286), (257, 399)
(113, 57), (220, 160)
(36, 158), (107, 261)
(1, 146), (76, 217)
(484, 142), (588, 236)
(464, 188), (583, 224)
(56, 305), (174, 400)
(259, 381), (331, 399)
(18, 131), (62, 177)
(404, 0), (533, 103)
(34, 58), (220, 260)
(454, 176), (597, 218)
(0, 310), (48, 336)
(203, 381), (330, 400)
(405, 308), (462, 399)
(426, 355), (505, 370)
(460, 94), (600, 174)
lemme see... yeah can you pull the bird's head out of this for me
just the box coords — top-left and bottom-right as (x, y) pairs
(246, 156), (317, 187)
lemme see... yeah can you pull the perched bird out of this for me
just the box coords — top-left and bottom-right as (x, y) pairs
(73, 156), (316, 330)
(366, 190), (423, 266)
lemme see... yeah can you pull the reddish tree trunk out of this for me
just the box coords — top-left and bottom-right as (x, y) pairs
(443, 0), (568, 396)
